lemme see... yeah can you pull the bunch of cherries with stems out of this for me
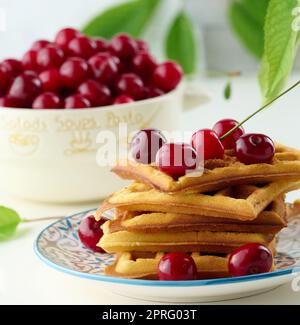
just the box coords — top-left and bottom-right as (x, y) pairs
(0, 28), (183, 109)
(78, 75), (300, 281)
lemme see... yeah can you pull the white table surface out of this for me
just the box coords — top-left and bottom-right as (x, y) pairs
(1, 74), (300, 305)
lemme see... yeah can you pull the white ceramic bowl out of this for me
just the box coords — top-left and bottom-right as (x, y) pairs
(0, 82), (209, 203)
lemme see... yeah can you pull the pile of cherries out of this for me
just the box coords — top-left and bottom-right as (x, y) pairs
(0, 28), (183, 109)
(130, 118), (276, 173)
(78, 216), (273, 279)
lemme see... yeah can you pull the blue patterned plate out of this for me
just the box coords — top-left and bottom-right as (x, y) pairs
(34, 209), (300, 302)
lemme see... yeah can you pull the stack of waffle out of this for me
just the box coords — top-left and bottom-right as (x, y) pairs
(96, 143), (300, 279)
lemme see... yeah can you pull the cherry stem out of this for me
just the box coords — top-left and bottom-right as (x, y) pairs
(21, 216), (63, 223)
(220, 79), (300, 141)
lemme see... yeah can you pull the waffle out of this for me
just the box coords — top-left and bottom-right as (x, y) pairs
(96, 180), (300, 221)
(113, 143), (300, 193)
(105, 242), (276, 279)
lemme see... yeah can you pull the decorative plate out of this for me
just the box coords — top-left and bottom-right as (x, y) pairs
(34, 209), (300, 303)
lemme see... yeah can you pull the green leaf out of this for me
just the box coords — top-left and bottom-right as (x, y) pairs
(0, 206), (21, 239)
(228, 0), (270, 58)
(224, 81), (232, 100)
(82, 0), (161, 39)
(165, 11), (198, 75)
(259, 0), (300, 103)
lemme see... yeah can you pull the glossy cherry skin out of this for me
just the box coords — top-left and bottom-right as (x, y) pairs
(145, 86), (164, 99)
(132, 51), (157, 80)
(39, 69), (62, 92)
(191, 129), (225, 160)
(36, 45), (65, 70)
(77, 79), (112, 107)
(156, 143), (199, 178)
(94, 37), (108, 52)
(109, 33), (138, 60)
(115, 73), (144, 100)
(64, 94), (91, 109)
(78, 215), (106, 253)
(158, 252), (198, 281)
(131, 129), (166, 164)
(152, 61), (183, 92)
(228, 243), (273, 277)
(32, 92), (62, 109)
(68, 35), (97, 59)
(54, 27), (81, 51)
(235, 133), (275, 165)
(8, 71), (42, 108)
(0, 96), (23, 108)
(136, 39), (149, 52)
(88, 53), (119, 85)
(22, 50), (39, 71)
(113, 95), (134, 104)
(0, 63), (14, 91)
(2, 59), (23, 77)
(31, 39), (51, 51)
(59, 57), (90, 89)
(213, 119), (245, 150)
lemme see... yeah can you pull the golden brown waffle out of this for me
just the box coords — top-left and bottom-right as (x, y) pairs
(113, 143), (300, 193)
(96, 181), (300, 221)
(105, 244), (276, 279)
(104, 196), (286, 235)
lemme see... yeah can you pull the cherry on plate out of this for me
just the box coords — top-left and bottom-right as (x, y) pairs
(191, 129), (224, 160)
(228, 243), (273, 277)
(132, 51), (157, 80)
(32, 92), (62, 109)
(0, 63), (14, 91)
(2, 59), (23, 77)
(59, 57), (90, 89)
(94, 37), (108, 52)
(0, 96), (22, 108)
(78, 79), (112, 107)
(54, 27), (81, 51)
(158, 252), (198, 281)
(68, 35), (97, 59)
(152, 61), (183, 92)
(36, 45), (65, 70)
(78, 215), (106, 253)
(136, 39), (149, 52)
(31, 39), (51, 51)
(156, 143), (199, 178)
(235, 133), (275, 164)
(130, 128), (166, 164)
(113, 95), (134, 104)
(115, 73), (145, 100)
(108, 33), (138, 60)
(213, 118), (245, 150)
(144, 86), (164, 99)
(39, 69), (62, 92)
(22, 50), (39, 71)
(64, 94), (91, 109)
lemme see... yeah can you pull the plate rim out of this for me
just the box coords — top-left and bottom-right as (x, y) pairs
(34, 209), (300, 288)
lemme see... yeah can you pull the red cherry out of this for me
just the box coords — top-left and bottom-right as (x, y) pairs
(31, 39), (51, 51)
(156, 143), (199, 178)
(152, 61), (183, 92)
(145, 86), (164, 99)
(213, 119), (245, 149)
(136, 39), (149, 52)
(88, 53), (119, 85)
(68, 36), (96, 59)
(191, 129), (224, 160)
(2, 59), (23, 77)
(158, 252), (198, 281)
(54, 27), (81, 51)
(32, 92), (62, 109)
(94, 37), (108, 52)
(115, 73), (144, 100)
(37, 45), (65, 70)
(78, 79), (112, 107)
(0, 96), (23, 108)
(130, 129), (166, 164)
(132, 51), (157, 80)
(22, 50), (39, 71)
(228, 243), (273, 277)
(113, 95), (134, 104)
(78, 215), (106, 253)
(8, 71), (42, 108)
(59, 57), (90, 89)
(235, 133), (275, 165)
(39, 69), (62, 92)
(64, 94), (91, 109)
(0, 64), (14, 91)
(108, 33), (138, 60)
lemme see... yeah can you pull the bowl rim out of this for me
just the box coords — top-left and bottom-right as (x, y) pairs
(0, 83), (183, 114)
